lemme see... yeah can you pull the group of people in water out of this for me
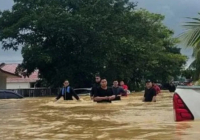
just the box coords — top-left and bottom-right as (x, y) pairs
(55, 74), (161, 103)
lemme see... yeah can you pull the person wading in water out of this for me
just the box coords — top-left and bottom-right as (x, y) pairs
(120, 81), (128, 96)
(143, 80), (156, 102)
(112, 80), (125, 100)
(90, 74), (101, 99)
(152, 82), (161, 95)
(55, 80), (80, 101)
(93, 78), (116, 103)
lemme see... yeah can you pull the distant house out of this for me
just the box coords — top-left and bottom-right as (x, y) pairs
(0, 63), (39, 89)
(0, 63), (21, 89)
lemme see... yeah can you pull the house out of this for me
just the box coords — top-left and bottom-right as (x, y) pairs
(0, 63), (21, 89)
(0, 63), (39, 89)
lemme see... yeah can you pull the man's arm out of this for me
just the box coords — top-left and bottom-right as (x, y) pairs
(91, 85), (98, 99)
(108, 88), (116, 100)
(93, 88), (109, 101)
(152, 96), (156, 102)
(158, 86), (161, 94)
(108, 95), (116, 100)
(152, 89), (156, 102)
(119, 88), (125, 95)
(71, 88), (80, 100)
(90, 86), (94, 97)
(94, 96), (109, 101)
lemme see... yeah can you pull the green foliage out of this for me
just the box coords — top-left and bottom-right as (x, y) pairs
(181, 69), (195, 79)
(179, 13), (200, 80)
(0, 0), (187, 88)
(194, 78), (200, 86)
(179, 13), (200, 47)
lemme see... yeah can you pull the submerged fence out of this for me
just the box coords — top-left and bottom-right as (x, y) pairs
(9, 88), (60, 97)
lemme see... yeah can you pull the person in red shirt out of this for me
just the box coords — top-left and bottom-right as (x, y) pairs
(120, 81), (128, 96)
(152, 82), (161, 95)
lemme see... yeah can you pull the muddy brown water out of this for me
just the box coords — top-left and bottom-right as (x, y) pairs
(0, 92), (199, 140)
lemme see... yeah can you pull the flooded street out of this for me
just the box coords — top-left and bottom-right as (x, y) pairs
(0, 92), (199, 140)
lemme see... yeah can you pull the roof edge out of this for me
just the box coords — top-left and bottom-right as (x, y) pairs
(0, 68), (21, 78)
(0, 63), (5, 68)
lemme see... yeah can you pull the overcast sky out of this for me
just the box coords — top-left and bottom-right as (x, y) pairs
(0, 0), (199, 66)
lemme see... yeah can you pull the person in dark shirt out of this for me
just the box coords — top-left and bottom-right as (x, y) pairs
(90, 74), (101, 99)
(143, 80), (156, 102)
(169, 82), (176, 92)
(55, 80), (80, 101)
(112, 80), (125, 100)
(94, 78), (116, 103)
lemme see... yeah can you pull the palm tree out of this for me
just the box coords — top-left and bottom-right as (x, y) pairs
(179, 13), (200, 79)
(180, 13), (200, 46)
(188, 42), (200, 79)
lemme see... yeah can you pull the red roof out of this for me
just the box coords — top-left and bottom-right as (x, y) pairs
(0, 63), (21, 78)
(1, 63), (39, 83)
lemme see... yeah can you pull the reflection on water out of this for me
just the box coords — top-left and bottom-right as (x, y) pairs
(0, 92), (199, 140)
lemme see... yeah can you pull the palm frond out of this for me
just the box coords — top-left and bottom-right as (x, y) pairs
(179, 15), (200, 47)
(185, 17), (200, 22)
(192, 42), (200, 57)
(183, 22), (200, 26)
(189, 59), (196, 69)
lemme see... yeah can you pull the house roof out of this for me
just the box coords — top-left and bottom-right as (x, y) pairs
(0, 63), (21, 78)
(0, 63), (39, 83)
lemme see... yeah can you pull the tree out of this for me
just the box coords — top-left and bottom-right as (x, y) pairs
(180, 13), (200, 47)
(179, 13), (200, 79)
(181, 69), (195, 79)
(0, 0), (186, 89)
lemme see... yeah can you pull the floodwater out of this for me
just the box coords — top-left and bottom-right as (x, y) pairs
(0, 92), (200, 140)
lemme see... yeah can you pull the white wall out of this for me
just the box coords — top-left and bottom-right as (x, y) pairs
(7, 82), (30, 89)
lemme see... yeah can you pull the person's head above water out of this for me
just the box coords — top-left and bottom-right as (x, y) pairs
(95, 74), (101, 83)
(63, 80), (69, 87)
(146, 80), (152, 89)
(120, 81), (124, 86)
(113, 80), (119, 87)
(100, 78), (107, 88)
